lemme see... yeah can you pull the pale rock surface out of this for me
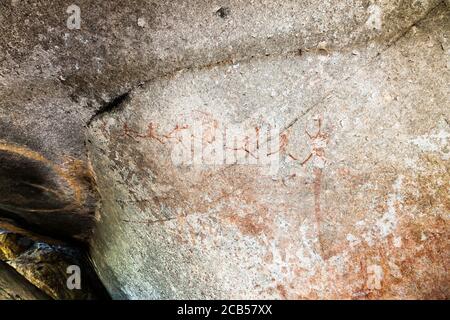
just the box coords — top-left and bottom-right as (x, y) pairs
(87, 2), (450, 299)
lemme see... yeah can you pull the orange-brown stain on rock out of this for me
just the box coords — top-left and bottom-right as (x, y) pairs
(225, 214), (267, 236)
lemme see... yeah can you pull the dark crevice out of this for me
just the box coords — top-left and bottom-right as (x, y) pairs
(215, 7), (230, 19)
(375, 1), (445, 58)
(0, 209), (85, 248)
(0, 209), (112, 300)
(86, 91), (131, 127)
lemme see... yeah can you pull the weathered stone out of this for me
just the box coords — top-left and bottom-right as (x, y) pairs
(0, 260), (49, 300)
(1, 0), (449, 300)
(0, 223), (107, 300)
(87, 4), (449, 299)
(1, 0), (442, 102)
(0, 0), (443, 242)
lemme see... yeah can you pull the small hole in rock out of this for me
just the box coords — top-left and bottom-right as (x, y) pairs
(216, 7), (230, 19)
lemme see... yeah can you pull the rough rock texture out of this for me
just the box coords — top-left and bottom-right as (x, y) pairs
(1, 0), (449, 300)
(0, 0), (439, 240)
(0, 220), (105, 299)
(0, 260), (49, 300)
(0, 145), (97, 242)
(88, 3), (449, 299)
(0, 0), (443, 239)
(1, 0), (442, 102)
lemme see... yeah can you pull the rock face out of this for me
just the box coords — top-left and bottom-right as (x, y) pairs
(0, 0), (444, 242)
(87, 2), (450, 299)
(0, 260), (49, 300)
(0, 144), (97, 241)
(0, 0), (449, 300)
(0, 219), (106, 299)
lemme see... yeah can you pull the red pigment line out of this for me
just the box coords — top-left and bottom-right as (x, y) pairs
(313, 167), (323, 252)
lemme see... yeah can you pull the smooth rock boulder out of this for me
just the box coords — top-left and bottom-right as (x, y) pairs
(87, 3), (450, 299)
